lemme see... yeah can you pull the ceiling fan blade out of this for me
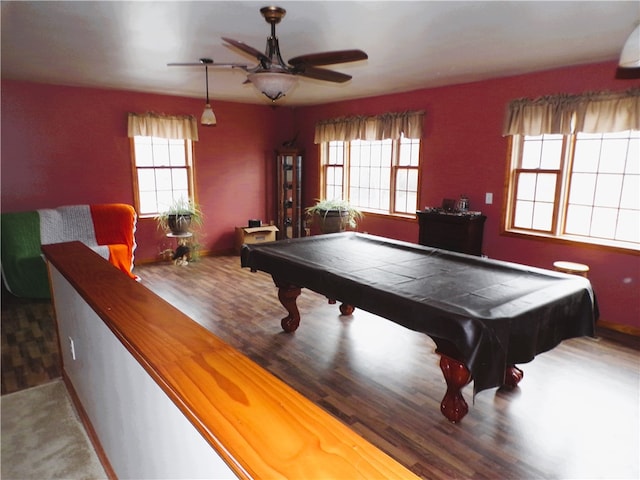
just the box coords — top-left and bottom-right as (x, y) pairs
(167, 62), (208, 66)
(222, 37), (270, 64)
(168, 57), (249, 69)
(288, 49), (368, 67)
(295, 65), (352, 83)
(167, 62), (248, 68)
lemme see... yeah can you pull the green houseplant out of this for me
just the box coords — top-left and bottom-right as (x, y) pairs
(305, 198), (363, 234)
(155, 197), (203, 235)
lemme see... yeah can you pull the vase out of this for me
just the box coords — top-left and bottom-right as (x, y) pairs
(168, 214), (192, 235)
(318, 209), (349, 234)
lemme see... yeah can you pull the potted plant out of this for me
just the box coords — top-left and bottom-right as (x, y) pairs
(155, 197), (203, 235)
(305, 198), (363, 234)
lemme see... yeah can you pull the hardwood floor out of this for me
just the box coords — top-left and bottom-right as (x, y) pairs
(134, 256), (639, 480)
(1, 255), (638, 478)
(1, 292), (60, 394)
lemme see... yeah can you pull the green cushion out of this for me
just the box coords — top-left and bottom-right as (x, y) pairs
(1, 211), (50, 298)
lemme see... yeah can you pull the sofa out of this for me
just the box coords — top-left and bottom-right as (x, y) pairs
(1, 203), (137, 298)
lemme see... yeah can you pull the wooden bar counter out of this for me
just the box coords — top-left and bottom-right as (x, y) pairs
(43, 241), (418, 479)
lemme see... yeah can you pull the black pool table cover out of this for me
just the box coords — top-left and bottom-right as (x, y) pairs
(241, 233), (597, 394)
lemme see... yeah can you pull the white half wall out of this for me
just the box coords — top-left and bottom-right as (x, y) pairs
(50, 265), (237, 479)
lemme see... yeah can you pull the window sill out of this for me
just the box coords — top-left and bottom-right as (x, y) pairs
(359, 210), (417, 222)
(502, 228), (640, 255)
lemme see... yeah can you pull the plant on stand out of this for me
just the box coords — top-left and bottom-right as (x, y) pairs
(305, 198), (363, 234)
(155, 197), (204, 264)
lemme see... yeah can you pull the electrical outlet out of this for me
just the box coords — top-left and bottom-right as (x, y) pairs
(485, 192), (493, 204)
(68, 336), (76, 360)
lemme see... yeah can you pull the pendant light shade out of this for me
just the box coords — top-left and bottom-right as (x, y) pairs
(616, 24), (640, 79)
(201, 63), (217, 126)
(201, 104), (217, 125)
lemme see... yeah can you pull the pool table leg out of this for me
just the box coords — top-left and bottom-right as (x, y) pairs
(438, 354), (472, 423)
(273, 280), (302, 332)
(327, 298), (355, 315)
(503, 365), (524, 388)
(339, 304), (355, 315)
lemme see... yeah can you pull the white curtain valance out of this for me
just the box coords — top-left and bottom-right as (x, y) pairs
(127, 112), (199, 141)
(314, 111), (424, 144)
(502, 88), (640, 136)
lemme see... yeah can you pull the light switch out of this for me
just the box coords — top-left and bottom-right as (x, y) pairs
(485, 192), (493, 204)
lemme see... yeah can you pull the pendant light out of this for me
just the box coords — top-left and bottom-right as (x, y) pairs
(616, 24), (640, 79)
(200, 59), (217, 126)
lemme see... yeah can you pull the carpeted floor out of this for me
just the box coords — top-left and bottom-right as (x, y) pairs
(1, 379), (107, 480)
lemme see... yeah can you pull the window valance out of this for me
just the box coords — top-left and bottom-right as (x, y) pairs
(127, 112), (199, 141)
(502, 88), (640, 136)
(314, 110), (424, 144)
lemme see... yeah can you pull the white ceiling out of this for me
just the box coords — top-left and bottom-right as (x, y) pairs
(1, 1), (638, 106)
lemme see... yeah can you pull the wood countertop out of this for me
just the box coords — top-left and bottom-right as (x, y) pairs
(43, 241), (419, 479)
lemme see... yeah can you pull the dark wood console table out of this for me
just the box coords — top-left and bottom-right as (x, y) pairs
(417, 210), (486, 256)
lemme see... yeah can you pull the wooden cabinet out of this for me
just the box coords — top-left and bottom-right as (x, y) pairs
(417, 211), (486, 256)
(276, 149), (303, 239)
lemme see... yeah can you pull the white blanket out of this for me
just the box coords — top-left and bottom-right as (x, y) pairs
(38, 205), (109, 260)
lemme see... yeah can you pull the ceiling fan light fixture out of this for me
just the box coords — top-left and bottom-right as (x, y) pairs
(616, 24), (640, 79)
(201, 103), (217, 126)
(248, 71), (298, 102)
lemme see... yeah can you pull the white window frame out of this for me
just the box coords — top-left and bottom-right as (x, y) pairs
(504, 130), (639, 251)
(130, 136), (196, 217)
(320, 135), (421, 217)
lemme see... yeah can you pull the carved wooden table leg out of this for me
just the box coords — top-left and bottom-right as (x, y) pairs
(273, 279), (302, 332)
(503, 365), (524, 389)
(339, 304), (355, 315)
(327, 298), (355, 316)
(439, 354), (472, 423)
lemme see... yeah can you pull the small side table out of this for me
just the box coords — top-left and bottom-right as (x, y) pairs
(166, 232), (193, 265)
(553, 261), (589, 278)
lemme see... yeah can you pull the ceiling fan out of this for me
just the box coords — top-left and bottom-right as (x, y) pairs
(167, 5), (368, 119)
(222, 5), (368, 101)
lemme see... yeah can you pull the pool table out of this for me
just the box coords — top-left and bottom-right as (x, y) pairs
(241, 232), (597, 422)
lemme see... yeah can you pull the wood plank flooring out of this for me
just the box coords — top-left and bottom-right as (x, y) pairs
(1, 293), (60, 394)
(1, 254), (638, 478)
(134, 256), (640, 480)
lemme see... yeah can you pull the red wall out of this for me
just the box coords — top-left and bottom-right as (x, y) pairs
(1, 80), (291, 260)
(2, 61), (639, 331)
(294, 61), (640, 331)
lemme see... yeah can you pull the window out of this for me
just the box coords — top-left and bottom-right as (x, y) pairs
(325, 141), (345, 201)
(506, 130), (639, 249)
(315, 110), (424, 217)
(503, 89), (639, 251)
(131, 136), (195, 216)
(321, 135), (421, 216)
(127, 112), (199, 217)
